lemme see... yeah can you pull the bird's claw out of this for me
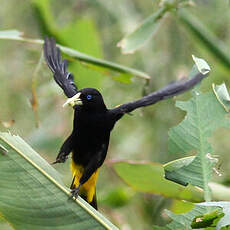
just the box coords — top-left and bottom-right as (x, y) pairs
(51, 154), (68, 164)
(70, 184), (81, 200)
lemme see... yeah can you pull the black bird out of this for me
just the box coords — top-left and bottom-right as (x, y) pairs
(43, 37), (208, 209)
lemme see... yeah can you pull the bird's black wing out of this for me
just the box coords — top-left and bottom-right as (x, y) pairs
(110, 72), (207, 117)
(43, 37), (78, 98)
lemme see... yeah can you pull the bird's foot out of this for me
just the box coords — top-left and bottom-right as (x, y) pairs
(70, 184), (81, 200)
(51, 154), (68, 164)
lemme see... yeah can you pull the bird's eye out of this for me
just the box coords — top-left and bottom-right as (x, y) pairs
(87, 94), (92, 100)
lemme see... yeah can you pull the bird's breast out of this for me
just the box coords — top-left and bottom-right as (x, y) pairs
(74, 109), (115, 132)
(72, 128), (110, 166)
(71, 110), (112, 165)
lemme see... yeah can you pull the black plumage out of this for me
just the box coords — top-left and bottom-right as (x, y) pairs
(43, 37), (208, 209)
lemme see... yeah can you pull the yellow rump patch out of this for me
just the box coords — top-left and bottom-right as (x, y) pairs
(71, 160), (99, 203)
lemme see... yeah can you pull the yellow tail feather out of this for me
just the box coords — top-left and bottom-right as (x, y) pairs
(71, 160), (99, 204)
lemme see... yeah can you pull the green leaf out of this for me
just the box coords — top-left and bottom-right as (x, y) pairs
(0, 29), (150, 80)
(111, 73), (132, 84)
(30, 0), (149, 81)
(192, 55), (211, 75)
(164, 156), (195, 173)
(154, 206), (211, 230)
(167, 91), (230, 200)
(197, 202), (230, 230)
(191, 209), (223, 229)
(31, 0), (135, 84)
(170, 200), (195, 215)
(117, 7), (168, 54)
(112, 160), (230, 203)
(113, 161), (204, 202)
(59, 45), (150, 79)
(33, 0), (134, 85)
(167, 74), (230, 201)
(165, 157), (230, 201)
(58, 19), (105, 89)
(164, 156), (195, 186)
(187, 55), (211, 93)
(212, 83), (230, 112)
(0, 132), (118, 230)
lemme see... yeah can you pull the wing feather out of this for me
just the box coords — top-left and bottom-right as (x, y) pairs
(43, 37), (78, 98)
(110, 72), (208, 116)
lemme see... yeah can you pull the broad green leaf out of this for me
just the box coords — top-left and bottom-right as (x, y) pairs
(0, 132), (118, 230)
(154, 206), (211, 230)
(117, 7), (168, 54)
(117, 0), (190, 54)
(111, 73), (132, 84)
(113, 161), (204, 202)
(32, 0), (149, 82)
(191, 208), (223, 229)
(31, 0), (135, 84)
(167, 61), (230, 201)
(112, 160), (230, 203)
(164, 156), (195, 186)
(167, 90), (230, 201)
(164, 156), (195, 173)
(170, 200), (195, 215)
(59, 45), (150, 80)
(212, 83), (230, 112)
(165, 158), (230, 200)
(0, 30), (150, 79)
(197, 202), (230, 230)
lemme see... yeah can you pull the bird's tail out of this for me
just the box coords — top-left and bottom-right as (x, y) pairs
(70, 160), (99, 210)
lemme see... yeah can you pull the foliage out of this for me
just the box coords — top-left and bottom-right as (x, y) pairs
(1, 0), (230, 229)
(113, 160), (203, 202)
(117, 7), (168, 54)
(153, 206), (214, 230)
(0, 30), (150, 81)
(113, 56), (230, 228)
(197, 202), (230, 230)
(0, 132), (118, 230)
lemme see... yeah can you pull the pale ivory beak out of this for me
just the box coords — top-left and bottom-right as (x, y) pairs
(63, 92), (83, 107)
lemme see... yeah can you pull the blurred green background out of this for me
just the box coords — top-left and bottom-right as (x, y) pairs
(0, 0), (230, 229)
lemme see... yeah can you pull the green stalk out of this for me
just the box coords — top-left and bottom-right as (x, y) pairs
(0, 31), (150, 79)
(178, 9), (230, 70)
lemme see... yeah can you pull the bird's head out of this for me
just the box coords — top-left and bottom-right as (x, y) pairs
(63, 88), (107, 112)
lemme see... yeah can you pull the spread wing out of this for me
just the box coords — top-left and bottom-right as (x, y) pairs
(110, 72), (208, 116)
(43, 37), (78, 98)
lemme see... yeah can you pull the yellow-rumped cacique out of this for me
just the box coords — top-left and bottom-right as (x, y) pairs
(43, 37), (208, 209)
